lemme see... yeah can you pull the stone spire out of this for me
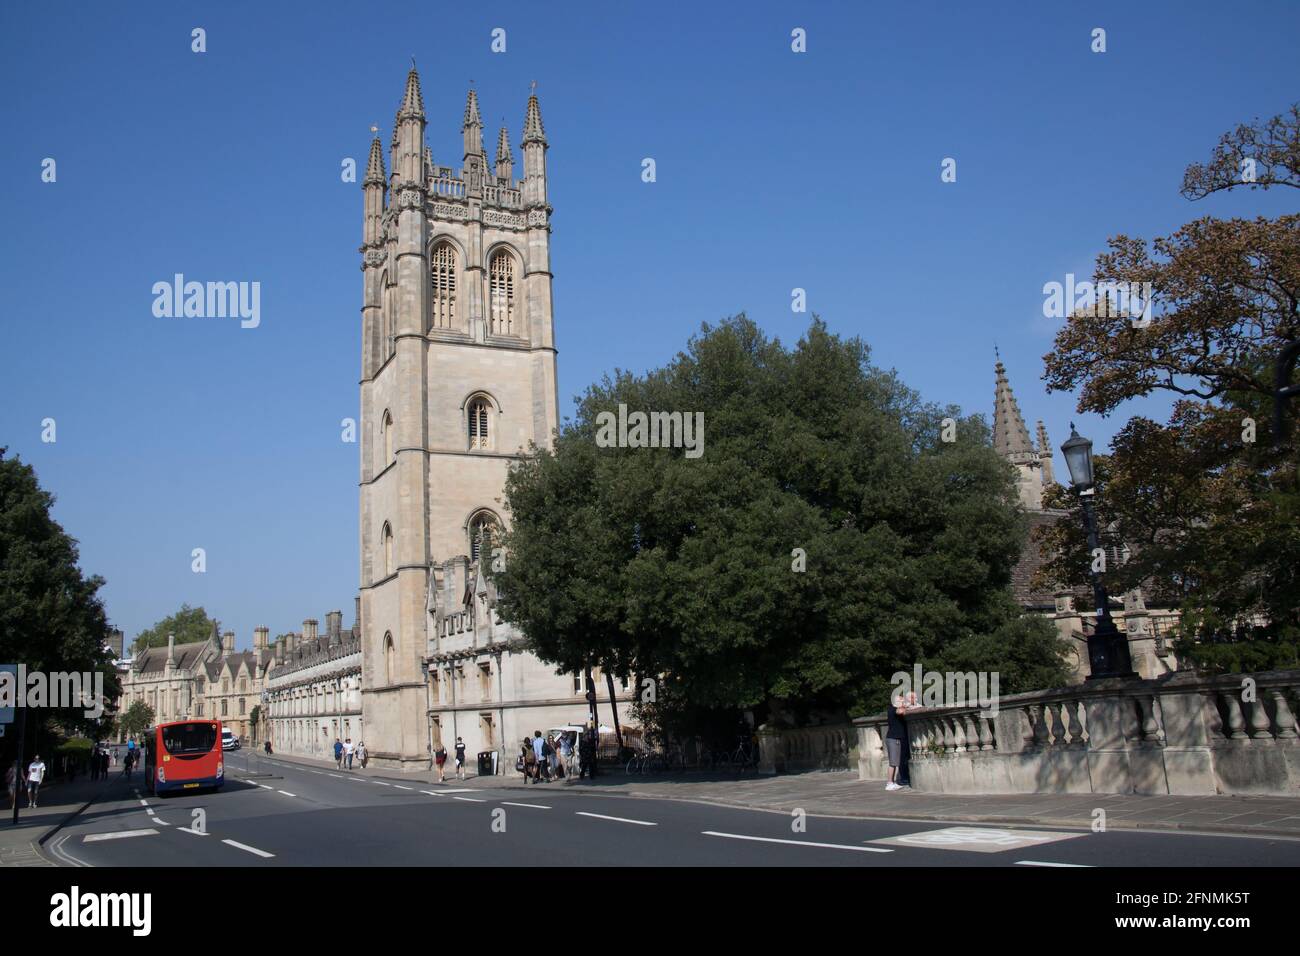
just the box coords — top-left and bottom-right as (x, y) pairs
(495, 126), (513, 181)
(520, 86), (549, 209)
(522, 88), (546, 145)
(1036, 420), (1056, 486)
(399, 64), (425, 120)
(994, 354), (1045, 511)
(364, 135), (386, 186)
(993, 354), (1036, 463)
(463, 88), (483, 153)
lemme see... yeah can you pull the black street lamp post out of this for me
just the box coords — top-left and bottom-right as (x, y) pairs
(1060, 424), (1139, 681)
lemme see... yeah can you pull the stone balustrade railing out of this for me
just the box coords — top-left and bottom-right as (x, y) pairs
(756, 723), (857, 774)
(852, 669), (1300, 795)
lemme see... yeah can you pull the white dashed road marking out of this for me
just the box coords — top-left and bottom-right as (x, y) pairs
(454, 796), (487, 803)
(277, 790), (296, 797)
(223, 839), (275, 859)
(577, 812), (657, 826)
(703, 831), (892, 853)
(502, 802), (551, 810)
(84, 829), (158, 842)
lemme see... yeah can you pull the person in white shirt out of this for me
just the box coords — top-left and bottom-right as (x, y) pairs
(343, 739), (355, 770)
(26, 755), (47, 808)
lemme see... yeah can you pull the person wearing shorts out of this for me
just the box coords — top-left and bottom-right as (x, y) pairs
(435, 744), (447, 782)
(885, 694), (910, 791)
(454, 737), (467, 781)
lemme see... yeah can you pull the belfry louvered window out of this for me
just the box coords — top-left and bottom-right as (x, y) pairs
(431, 244), (457, 329)
(469, 513), (497, 563)
(468, 398), (490, 449)
(489, 252), (515, 335)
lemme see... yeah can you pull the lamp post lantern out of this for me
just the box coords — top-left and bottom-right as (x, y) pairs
(1060, 423), (1138, 680)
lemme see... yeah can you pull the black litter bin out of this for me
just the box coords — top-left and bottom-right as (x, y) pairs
(477, 751), (495, 776)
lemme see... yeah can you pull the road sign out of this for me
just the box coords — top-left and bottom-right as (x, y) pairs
(0, 663), (16, 725)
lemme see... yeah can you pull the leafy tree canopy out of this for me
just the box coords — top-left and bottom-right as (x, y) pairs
(495, 317), (1068, 725)
(0, 448), (120, 733)
(1038, 105), (1300, 669)
(132, 604), (220, 654)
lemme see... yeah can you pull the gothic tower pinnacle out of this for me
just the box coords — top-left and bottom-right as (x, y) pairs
(993, 355), (1046, 511)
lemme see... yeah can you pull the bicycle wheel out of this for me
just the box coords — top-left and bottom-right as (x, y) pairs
(625, 755), (640, 775)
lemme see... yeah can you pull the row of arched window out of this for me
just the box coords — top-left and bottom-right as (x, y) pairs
(377, 246), (519, 359)
(376, 395), (495, 473)
(376, 511), (499, 580)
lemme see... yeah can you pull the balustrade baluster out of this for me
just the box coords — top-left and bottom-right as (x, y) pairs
(1272, 689), (1297, 739)
(1222, 692), (1248, 739)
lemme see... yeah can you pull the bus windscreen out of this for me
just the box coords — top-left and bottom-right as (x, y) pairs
(162, 723), (218, 756)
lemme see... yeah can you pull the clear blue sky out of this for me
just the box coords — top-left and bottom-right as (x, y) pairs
(1, 1), (1296, 648)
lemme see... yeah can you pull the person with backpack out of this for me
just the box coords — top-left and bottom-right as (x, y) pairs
(434, 743), (448, 782)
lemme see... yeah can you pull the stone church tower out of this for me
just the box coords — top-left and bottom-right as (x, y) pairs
(358, 67), (562, 769)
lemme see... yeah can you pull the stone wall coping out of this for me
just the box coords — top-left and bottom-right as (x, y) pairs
(851, 667), (1300, 726)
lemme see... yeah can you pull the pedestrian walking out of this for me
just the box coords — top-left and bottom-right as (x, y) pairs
(264, 739), (272, 755)
(356, 741), (367, 769)
(434, 743), (447, 782)
(454, 737), (467, 781)
(100, 749), (110, 779)
(5, 763), (16, 810)
(521, 738), (537, 782)
(26, 754), (47, 808)
(559, 732), (574, 780)
(333, 738), (344, 769)
(344, 738), (355, 769)
(89, 747), (99, 782)
(531, 731), (549, 783)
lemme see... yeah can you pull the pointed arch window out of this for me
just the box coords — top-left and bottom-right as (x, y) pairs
(382, 522), (394, 578)
(489, 251), (515, 336)
(383, 632), (395, 686)
(468, 397), (490, 449)
(381, 409), (394, 467)
(431, 243), (457, 330)
(468, 512), (499, 563)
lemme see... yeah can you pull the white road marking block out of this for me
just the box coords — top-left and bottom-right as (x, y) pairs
(277, 790), (296, 797)
(393, 785), (413, 791)
(1016, 860), (1092, 867)
(84, 829), (159, 842)
(223, 839), (275, 859)
(502, 802), (551, 810)
(869, 826), (1086, 853)
(703, 831), (892, 853)
(454, 796), (487, 803)
(577, 812), (657, 826)
(176, 827), (209, 837)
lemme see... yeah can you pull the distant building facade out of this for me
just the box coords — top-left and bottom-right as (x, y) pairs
(118, 625), (273, 741)
(265, 607), (364, 758)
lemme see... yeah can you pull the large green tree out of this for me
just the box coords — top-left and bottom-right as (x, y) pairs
(132, 604), (220, 654)
(495, 317), (1067, 730)
(1038, 105), (1300, 670)
(0, 448), (121, 736)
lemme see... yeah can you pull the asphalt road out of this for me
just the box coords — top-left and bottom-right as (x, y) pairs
(44, 755), (1300, 867)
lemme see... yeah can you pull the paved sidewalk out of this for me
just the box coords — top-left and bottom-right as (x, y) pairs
(0, 772), (132, 867)
(249, 751), (1300, 838)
